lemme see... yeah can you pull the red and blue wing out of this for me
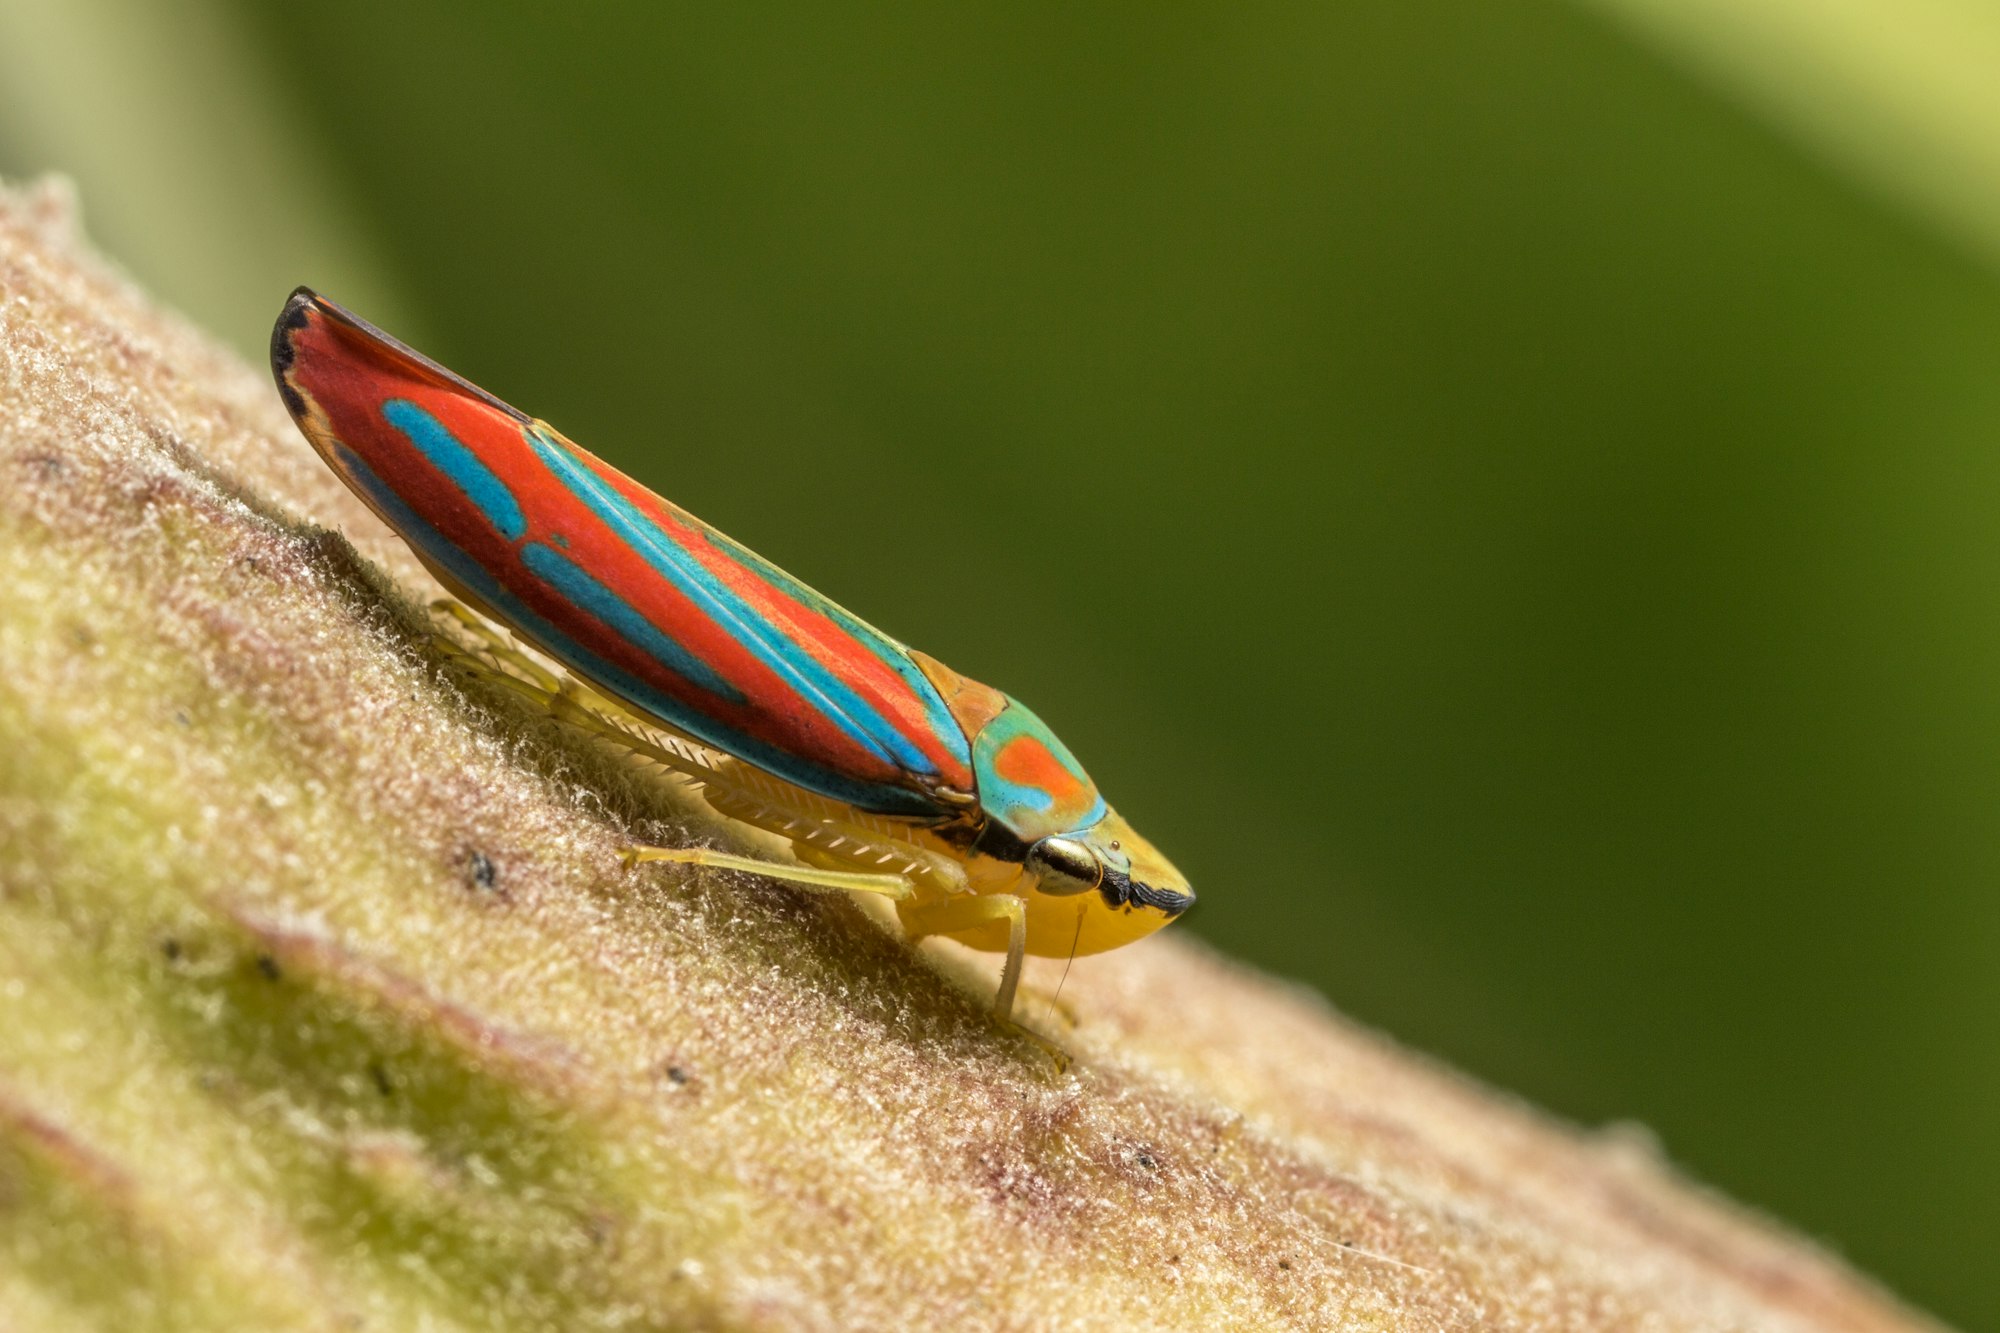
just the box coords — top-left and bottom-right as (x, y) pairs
(271, 288), (974, 816)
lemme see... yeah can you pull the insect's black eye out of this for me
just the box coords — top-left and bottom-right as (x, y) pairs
(1027, 837), (1103, 896)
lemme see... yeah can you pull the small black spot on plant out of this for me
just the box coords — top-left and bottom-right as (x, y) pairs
(255, 953), (281, 982)
(468, 849), (498, 891)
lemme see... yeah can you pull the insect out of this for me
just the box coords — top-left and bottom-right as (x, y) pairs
(270, 287), (1193, 1022)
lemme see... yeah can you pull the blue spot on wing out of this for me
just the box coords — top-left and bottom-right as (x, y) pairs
(382, 399), (526, 541)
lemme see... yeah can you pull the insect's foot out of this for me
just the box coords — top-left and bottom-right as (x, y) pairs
(619, 843), (664, 869)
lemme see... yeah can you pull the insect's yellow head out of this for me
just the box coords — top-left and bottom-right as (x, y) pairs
(1018, 809), (1194, 958)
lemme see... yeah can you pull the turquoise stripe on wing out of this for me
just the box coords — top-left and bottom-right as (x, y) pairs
(524, 425), (961, 780)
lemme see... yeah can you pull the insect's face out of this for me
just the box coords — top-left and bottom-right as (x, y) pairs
(1020, 809), (1194, 957)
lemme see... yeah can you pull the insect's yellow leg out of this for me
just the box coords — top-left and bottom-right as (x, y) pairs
(624, 845), (914, 899)
(900, 894), (1028, 1022)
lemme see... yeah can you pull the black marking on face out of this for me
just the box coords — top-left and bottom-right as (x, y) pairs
(1098, 867), (1194, 919)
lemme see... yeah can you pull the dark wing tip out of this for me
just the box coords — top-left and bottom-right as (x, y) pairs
(273, 288), (534, 427)
(270, 286), (320, 420)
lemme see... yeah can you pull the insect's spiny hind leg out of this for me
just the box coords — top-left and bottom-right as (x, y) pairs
(625, 845), (915, 899)
(900, 894), (1028, 1023)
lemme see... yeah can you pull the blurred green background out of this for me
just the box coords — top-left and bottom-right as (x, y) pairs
(2, 1), (1992, 1324)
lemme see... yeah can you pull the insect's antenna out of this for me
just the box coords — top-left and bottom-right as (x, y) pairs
(1044, 906), (1086, 1030)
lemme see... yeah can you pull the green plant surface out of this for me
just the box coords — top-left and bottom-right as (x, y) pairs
(0, 178), (1950, 1331)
